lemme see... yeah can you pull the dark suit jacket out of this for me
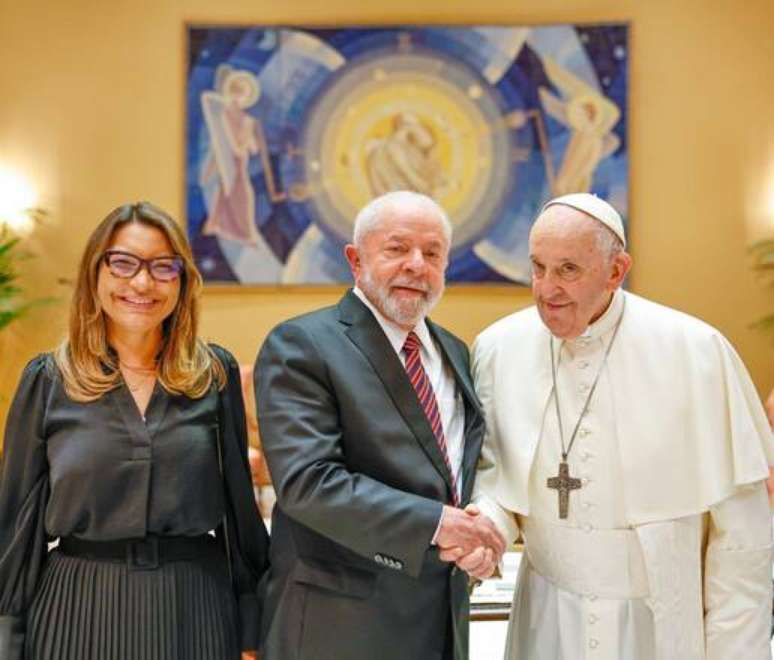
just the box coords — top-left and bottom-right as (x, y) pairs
(255, 290), (485, 660)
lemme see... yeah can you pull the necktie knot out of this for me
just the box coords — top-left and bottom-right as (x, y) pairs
(402, 331), (421, 356)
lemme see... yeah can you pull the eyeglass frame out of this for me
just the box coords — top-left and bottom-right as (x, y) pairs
(102, 249), (184, 282)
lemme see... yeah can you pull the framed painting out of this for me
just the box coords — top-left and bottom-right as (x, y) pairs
(186, 24), (628, 285)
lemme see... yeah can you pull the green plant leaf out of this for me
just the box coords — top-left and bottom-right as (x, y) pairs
(0, 220), (55, 332)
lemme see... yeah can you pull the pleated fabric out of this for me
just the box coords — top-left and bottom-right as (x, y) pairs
(25, 550), (240, 660)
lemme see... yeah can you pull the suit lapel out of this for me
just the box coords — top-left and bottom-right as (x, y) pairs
(428, 322), (479, 411)
(339, 292), (456, 496)
(428, 321), (484, 504)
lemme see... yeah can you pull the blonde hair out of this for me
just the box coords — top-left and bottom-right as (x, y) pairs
(54, 201), (225, 401)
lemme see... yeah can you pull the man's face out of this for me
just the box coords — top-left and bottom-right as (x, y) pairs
(529, 206), (630, 339)
(345, 202), (449, 330)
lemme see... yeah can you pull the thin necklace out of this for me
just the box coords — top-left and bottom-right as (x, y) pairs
(546, 297), (626, 519)
(119, 361), (157, 393)
(119, 361), (158, 374)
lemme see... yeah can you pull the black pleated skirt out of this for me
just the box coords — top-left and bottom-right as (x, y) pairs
(25, 548), (240, 660)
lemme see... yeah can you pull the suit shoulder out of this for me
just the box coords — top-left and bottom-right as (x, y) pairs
(266, 303), (340, 337)
(428, 320), (467, 351)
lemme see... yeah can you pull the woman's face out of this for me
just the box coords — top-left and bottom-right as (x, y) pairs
(96, 222), (181, 340)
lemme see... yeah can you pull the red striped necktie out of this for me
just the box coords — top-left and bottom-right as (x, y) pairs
(402, 331), (459, 506)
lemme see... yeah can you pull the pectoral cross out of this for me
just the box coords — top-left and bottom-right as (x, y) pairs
(547, 461), (582, 519)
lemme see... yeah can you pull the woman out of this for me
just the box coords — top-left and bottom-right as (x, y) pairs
(0, 202), (269, 659)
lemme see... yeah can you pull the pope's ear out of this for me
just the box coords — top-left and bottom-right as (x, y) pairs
(610, 251), (632, 288)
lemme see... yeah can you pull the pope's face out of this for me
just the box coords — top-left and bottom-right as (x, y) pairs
(345, 203), (449, 330)
(529, 206), (630, 339)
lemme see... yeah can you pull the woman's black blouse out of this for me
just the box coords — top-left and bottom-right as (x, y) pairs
(0, 345), (269, 654)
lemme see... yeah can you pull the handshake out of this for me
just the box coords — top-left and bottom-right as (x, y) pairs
(436, 504), (507, 579)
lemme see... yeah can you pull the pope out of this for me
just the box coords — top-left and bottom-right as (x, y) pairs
(469, 193), (774, 660)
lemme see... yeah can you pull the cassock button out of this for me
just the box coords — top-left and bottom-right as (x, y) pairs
(581, 477), (591, 486)
(582, 501), (592, 510)
(588, 594), (597, 602)
(589, 638), (599, 649)
(583, 524), (593, 533)
(588, 614), (598, 624)
(578, 360), (590, 369)
(579, 428), (591, 437)
(579, 383), (591, 393)
(580, 451), (591, 461)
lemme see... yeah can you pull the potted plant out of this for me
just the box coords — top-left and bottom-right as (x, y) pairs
(0, 209), (49, 333)
(0, 228), (32, 332)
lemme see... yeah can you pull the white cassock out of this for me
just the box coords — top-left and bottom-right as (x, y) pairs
(472, 289), (774, 660)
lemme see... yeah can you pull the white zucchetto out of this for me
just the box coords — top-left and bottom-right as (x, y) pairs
(541, 193), (627, 248)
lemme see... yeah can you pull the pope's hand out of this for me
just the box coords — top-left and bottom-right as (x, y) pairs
(435, 504), (506, 563)
(442, 545), (498, 579)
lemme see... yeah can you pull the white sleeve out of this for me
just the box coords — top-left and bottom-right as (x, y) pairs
(470, 334), (520, 545)
(472, 492), (520, 546)
(704, 480), (773, 660)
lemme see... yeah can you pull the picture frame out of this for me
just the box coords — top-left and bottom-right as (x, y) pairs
(185, 23), (629, 286)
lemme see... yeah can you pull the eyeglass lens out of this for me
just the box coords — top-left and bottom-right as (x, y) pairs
(105, 251), (183, 281)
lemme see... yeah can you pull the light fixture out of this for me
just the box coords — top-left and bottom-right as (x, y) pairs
(0, 165), (38, 234)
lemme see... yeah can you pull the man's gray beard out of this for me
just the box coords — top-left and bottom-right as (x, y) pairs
(360, 270), (444, 327)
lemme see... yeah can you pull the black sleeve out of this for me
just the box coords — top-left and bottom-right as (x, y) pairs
(211, 345), (270, 652)
(255, 322), (443, 578)
(0, 356), (52, 660)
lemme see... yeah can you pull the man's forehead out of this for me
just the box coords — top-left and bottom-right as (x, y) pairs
(372, 213), (448, 243)
(381, 226), (446, 243)
(534, 204), (599, 233)
(529, 218), (601, 261)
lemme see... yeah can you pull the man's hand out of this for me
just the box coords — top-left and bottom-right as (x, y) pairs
(441, 545), (498, 579)
(435, 504), (506, 562)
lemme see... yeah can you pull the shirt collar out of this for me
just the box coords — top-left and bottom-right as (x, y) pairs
(353, 286), (433, 356)
(570, 288), (626, 345)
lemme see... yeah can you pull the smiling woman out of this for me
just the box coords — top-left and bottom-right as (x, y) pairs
(0, 202), (269, 660)
(55, 202), (215, 402)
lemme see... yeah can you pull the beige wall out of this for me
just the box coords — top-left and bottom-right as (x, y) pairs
(1, 0), (773, 431)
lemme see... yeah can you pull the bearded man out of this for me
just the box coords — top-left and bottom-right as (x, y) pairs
(255, 190), (505, 660)
(469, 193), (774, 660)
